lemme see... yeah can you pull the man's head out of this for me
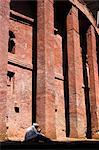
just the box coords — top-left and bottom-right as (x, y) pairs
(32, 123), (41, 133)
(33, 123), (39, 127)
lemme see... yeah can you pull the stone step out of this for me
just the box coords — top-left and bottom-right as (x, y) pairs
(1, 140), (99, 150)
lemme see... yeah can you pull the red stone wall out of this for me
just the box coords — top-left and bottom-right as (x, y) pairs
(9, 19), (32, 65)
(54, 34), (66, 140)
(7, 64), (32, 140)
(6, 19), (33, 141)
(0, 0), (10, 140)
(0, 0), (99, 141)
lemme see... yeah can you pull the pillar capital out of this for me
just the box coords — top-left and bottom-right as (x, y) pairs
(67, 5), (79, 33)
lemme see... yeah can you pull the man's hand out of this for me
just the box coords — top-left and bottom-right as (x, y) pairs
(37, 128), (41, 133)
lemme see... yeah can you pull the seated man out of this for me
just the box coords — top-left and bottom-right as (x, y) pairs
(24, 123), (51, 142)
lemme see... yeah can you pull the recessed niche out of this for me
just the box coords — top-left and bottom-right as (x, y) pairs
(8, 31), (16, 54)
(55, 109), (57, 112)
(14, 106), (19, 113)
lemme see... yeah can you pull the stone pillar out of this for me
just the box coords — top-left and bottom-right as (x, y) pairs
(36, 0), (56, 139)
(67, 6), (87, 138)
(0, 0), (10, 140)
(86, 25), (99, 139)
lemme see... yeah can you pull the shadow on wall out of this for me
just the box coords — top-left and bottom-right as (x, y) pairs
(54, 0), (72, 137)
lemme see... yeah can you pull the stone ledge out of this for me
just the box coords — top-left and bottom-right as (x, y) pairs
(0, 140), (99, 150)
(8, 54), (33, 71)
(10, 10), (34, 26)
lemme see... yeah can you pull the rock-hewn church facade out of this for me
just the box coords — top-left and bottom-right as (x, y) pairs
(0, 0), (99, 141)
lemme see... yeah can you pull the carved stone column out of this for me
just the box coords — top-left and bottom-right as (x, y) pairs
(67, 6), (86, 138)
(36, 0), (56, 139)
(86, 25), (99, 139)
